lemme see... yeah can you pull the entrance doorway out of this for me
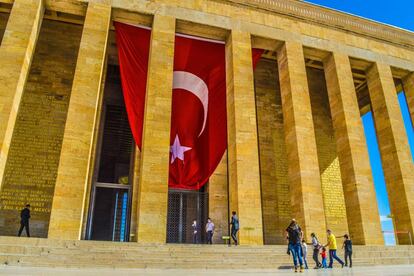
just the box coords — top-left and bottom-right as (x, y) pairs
(89, 184), (130, 241)
(87, 65), (134, 241)
(167, 189), (208, 243)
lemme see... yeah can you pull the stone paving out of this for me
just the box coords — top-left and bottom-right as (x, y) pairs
(1, 265), (414, 276)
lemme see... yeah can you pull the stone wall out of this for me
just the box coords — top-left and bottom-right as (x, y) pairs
(208, 152), (229, 244)
(307, 67), (349, 237)
(254, 59), (349, 244)
(0, 12), (9, 43)
(255, 58), (290, 245)
(0, 20), (82, 237)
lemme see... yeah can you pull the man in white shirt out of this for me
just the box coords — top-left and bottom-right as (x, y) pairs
(206, 218), (215, 244)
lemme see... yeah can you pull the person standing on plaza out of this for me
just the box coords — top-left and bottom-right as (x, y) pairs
(206, 218), (215, 244)
(324, 229), (344, 268)
(192, 219), (199, 244)
(310, 233), (322, 268)
(17, 204), (31, 237)
(286, 219), (304, 272)
(230, 211), (239, 246)
(301, 239), (309, 269)
(343, 234), (353, 267)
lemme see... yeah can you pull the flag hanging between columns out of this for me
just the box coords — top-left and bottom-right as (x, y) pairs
(115, 22), (262, 190)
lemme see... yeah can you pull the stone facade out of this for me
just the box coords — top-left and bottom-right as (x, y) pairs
(0, 19), (82, 237)
(0, 0), (413, 246)
(255, 58), (290, 245)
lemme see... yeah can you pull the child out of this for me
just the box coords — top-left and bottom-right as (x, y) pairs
(301, 239), (309, 269)
(343, 234), (353, 268)
(321, 247), (327, 268)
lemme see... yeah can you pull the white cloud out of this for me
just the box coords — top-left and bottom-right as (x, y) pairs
(380, 215), (392, 222)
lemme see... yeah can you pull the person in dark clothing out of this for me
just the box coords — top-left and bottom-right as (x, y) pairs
(18, 204), (31, 237)
(286, 218), (304, 273)
(311, 232), (322, 268)
(230, 211), (239, 246)
(191, 219), (200, 244)
(343, 234), (353, 267)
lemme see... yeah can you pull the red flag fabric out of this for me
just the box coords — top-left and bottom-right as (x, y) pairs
(114, 22), (150, 147)
(169, 35), (226, 190)
(115, 22), (263, 190)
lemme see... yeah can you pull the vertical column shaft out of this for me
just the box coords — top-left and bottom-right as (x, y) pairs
(226, 30), (263, 245)
(129, 147), (141, 242)
(48, 2), (111, 239)
(324, 53), (383, 245)
(136, 14), (176, 244)
(208, 152), (228, 244)
(402, 73), (414, 124)
(277, 41), (326, 239)
(367, 63), (414, 244)
(0, 0), (44, 190)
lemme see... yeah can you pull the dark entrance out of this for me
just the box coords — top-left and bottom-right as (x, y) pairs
(89, 185), (130, 241)
(87, 65), (134, 241)
(167, 189), (208, 243)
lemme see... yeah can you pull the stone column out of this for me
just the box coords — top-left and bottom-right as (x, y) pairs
(277, 41), (326, 239)
(324, 53), (383, 245)
(208, 152), (228, 244)
(402, 73), (414, 124)
(129, 147), (141, 242)
(136, 14), (176, 244)
(226, 30), (263, 245)
(48, 2), (111, 239)
(367, 63), (414, 245)
(0, 0), (44, 190)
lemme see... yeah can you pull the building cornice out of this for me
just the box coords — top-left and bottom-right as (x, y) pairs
(225, 0), (414, 50)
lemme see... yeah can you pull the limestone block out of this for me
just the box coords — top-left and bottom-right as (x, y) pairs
(367, 63), (414, 245)
(324, 53), (383, 245)
(136, 14), (176, 244)
(226, 30), (263, 245)
(48, 2), (111, 239)
(277, 41), (326, 240)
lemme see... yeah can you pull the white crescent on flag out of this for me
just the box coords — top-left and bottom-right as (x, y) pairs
(172, 71), (209, 137)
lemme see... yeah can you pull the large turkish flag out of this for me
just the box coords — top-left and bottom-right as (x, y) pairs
(169, 35), (226, 190)
(115, 22), (262, 190)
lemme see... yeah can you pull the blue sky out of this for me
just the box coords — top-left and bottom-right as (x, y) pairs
(306, 0), (414, 245)
(305, 0), (414, 32)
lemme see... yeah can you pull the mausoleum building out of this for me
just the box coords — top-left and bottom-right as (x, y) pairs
(0, 0), (413, 247)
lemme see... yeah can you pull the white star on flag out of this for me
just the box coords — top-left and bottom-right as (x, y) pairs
(170, 134), (192, 164)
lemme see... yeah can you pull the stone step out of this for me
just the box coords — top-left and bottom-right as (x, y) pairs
(1, 237), (414, 270)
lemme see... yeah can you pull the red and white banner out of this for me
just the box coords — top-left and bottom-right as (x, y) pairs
(115, 22), (262, 190)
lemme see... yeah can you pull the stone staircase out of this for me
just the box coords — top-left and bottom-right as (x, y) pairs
(0, 236), (413, 269)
